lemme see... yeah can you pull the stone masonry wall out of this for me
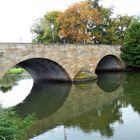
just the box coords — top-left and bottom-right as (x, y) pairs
(0, 43), (125, 80)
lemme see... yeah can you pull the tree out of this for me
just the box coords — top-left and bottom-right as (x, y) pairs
(121, 19), (140, 68)
(86, 0), (116, 44)
(113, 15), (133, 45)
(90, 0), (133, 44)
(31, 0), (133, 45)
(91, 6), (114, 44)
(31, 11), (61, 44)
(57, 1), (102, 43)
(91, 10), (133, 44)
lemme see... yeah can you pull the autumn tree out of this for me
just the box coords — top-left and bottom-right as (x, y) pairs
(31, 11), (61, 44)
(31, 0), (133, 45)
(57, 1), (102, 43)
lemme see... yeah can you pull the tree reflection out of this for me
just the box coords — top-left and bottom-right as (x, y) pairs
(0, 74), (29, 93)
(63, 99), (122, 138)
(122, 72), (140, 114)
(0, 75), (21, 92)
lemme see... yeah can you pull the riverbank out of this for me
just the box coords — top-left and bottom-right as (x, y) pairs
(7, 67), (25, 74)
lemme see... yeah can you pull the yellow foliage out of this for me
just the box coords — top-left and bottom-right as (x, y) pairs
(57, 1), (102, 43)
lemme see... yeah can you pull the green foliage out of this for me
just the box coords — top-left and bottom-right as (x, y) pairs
(0, 108), (36, 140)
(89, 1), (133, 45)
(121, 19), (140, 67)
(112, 15), (133, 45)
(7, 68), (25, 75)
(0, 110), (17, 140)
(91, 6), (114, 44)
(92, 11), (133, 44)
(0, 75), (19, 93)
(31, 11), (61, 44)
(0, 71), (24, 93)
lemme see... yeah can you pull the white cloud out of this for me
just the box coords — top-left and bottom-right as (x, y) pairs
(100, 0), (140, 16)
(0, 0), (82, 42)
(0, 0), (140, 42)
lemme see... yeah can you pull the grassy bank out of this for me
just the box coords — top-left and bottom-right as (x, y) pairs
(7, 68), (25, 75)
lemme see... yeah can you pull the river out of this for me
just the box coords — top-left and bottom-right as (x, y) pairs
(0, 72), (140, 140)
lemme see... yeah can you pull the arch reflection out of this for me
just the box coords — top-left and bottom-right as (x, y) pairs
(16, 80), (72, 119)
(97, 72), (124, 92)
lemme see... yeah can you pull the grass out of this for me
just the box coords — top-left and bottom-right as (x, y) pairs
(0, 108), (37, 140)
(7, 68), (25, 74)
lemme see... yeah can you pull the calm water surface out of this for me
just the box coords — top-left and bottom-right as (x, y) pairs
(0, 72), (140, 140)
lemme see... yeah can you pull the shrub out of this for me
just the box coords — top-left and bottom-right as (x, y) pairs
(0, 108), (36, 140)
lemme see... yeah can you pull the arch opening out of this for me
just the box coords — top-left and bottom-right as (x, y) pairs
(17, 58), (71, 82)
(95, 55), (124, 73)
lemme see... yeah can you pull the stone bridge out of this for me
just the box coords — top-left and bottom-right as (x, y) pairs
(0, 43), (125, 82)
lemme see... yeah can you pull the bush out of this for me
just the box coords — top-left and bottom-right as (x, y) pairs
(121, 19), (140, 68)
(0, 108), (36, 140)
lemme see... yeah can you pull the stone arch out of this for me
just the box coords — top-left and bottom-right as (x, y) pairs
(95, 55), (124, 72)
(16, 58), (71, 82)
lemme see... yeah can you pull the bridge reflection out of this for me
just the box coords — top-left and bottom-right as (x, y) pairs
(15, 72), (125, 138)
(1, 71), (140, 139)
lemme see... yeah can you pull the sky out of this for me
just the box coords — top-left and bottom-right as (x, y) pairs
(0, 0), (140, 43)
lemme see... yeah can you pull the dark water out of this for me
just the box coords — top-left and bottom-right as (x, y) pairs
(1, 72), (140, 140)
